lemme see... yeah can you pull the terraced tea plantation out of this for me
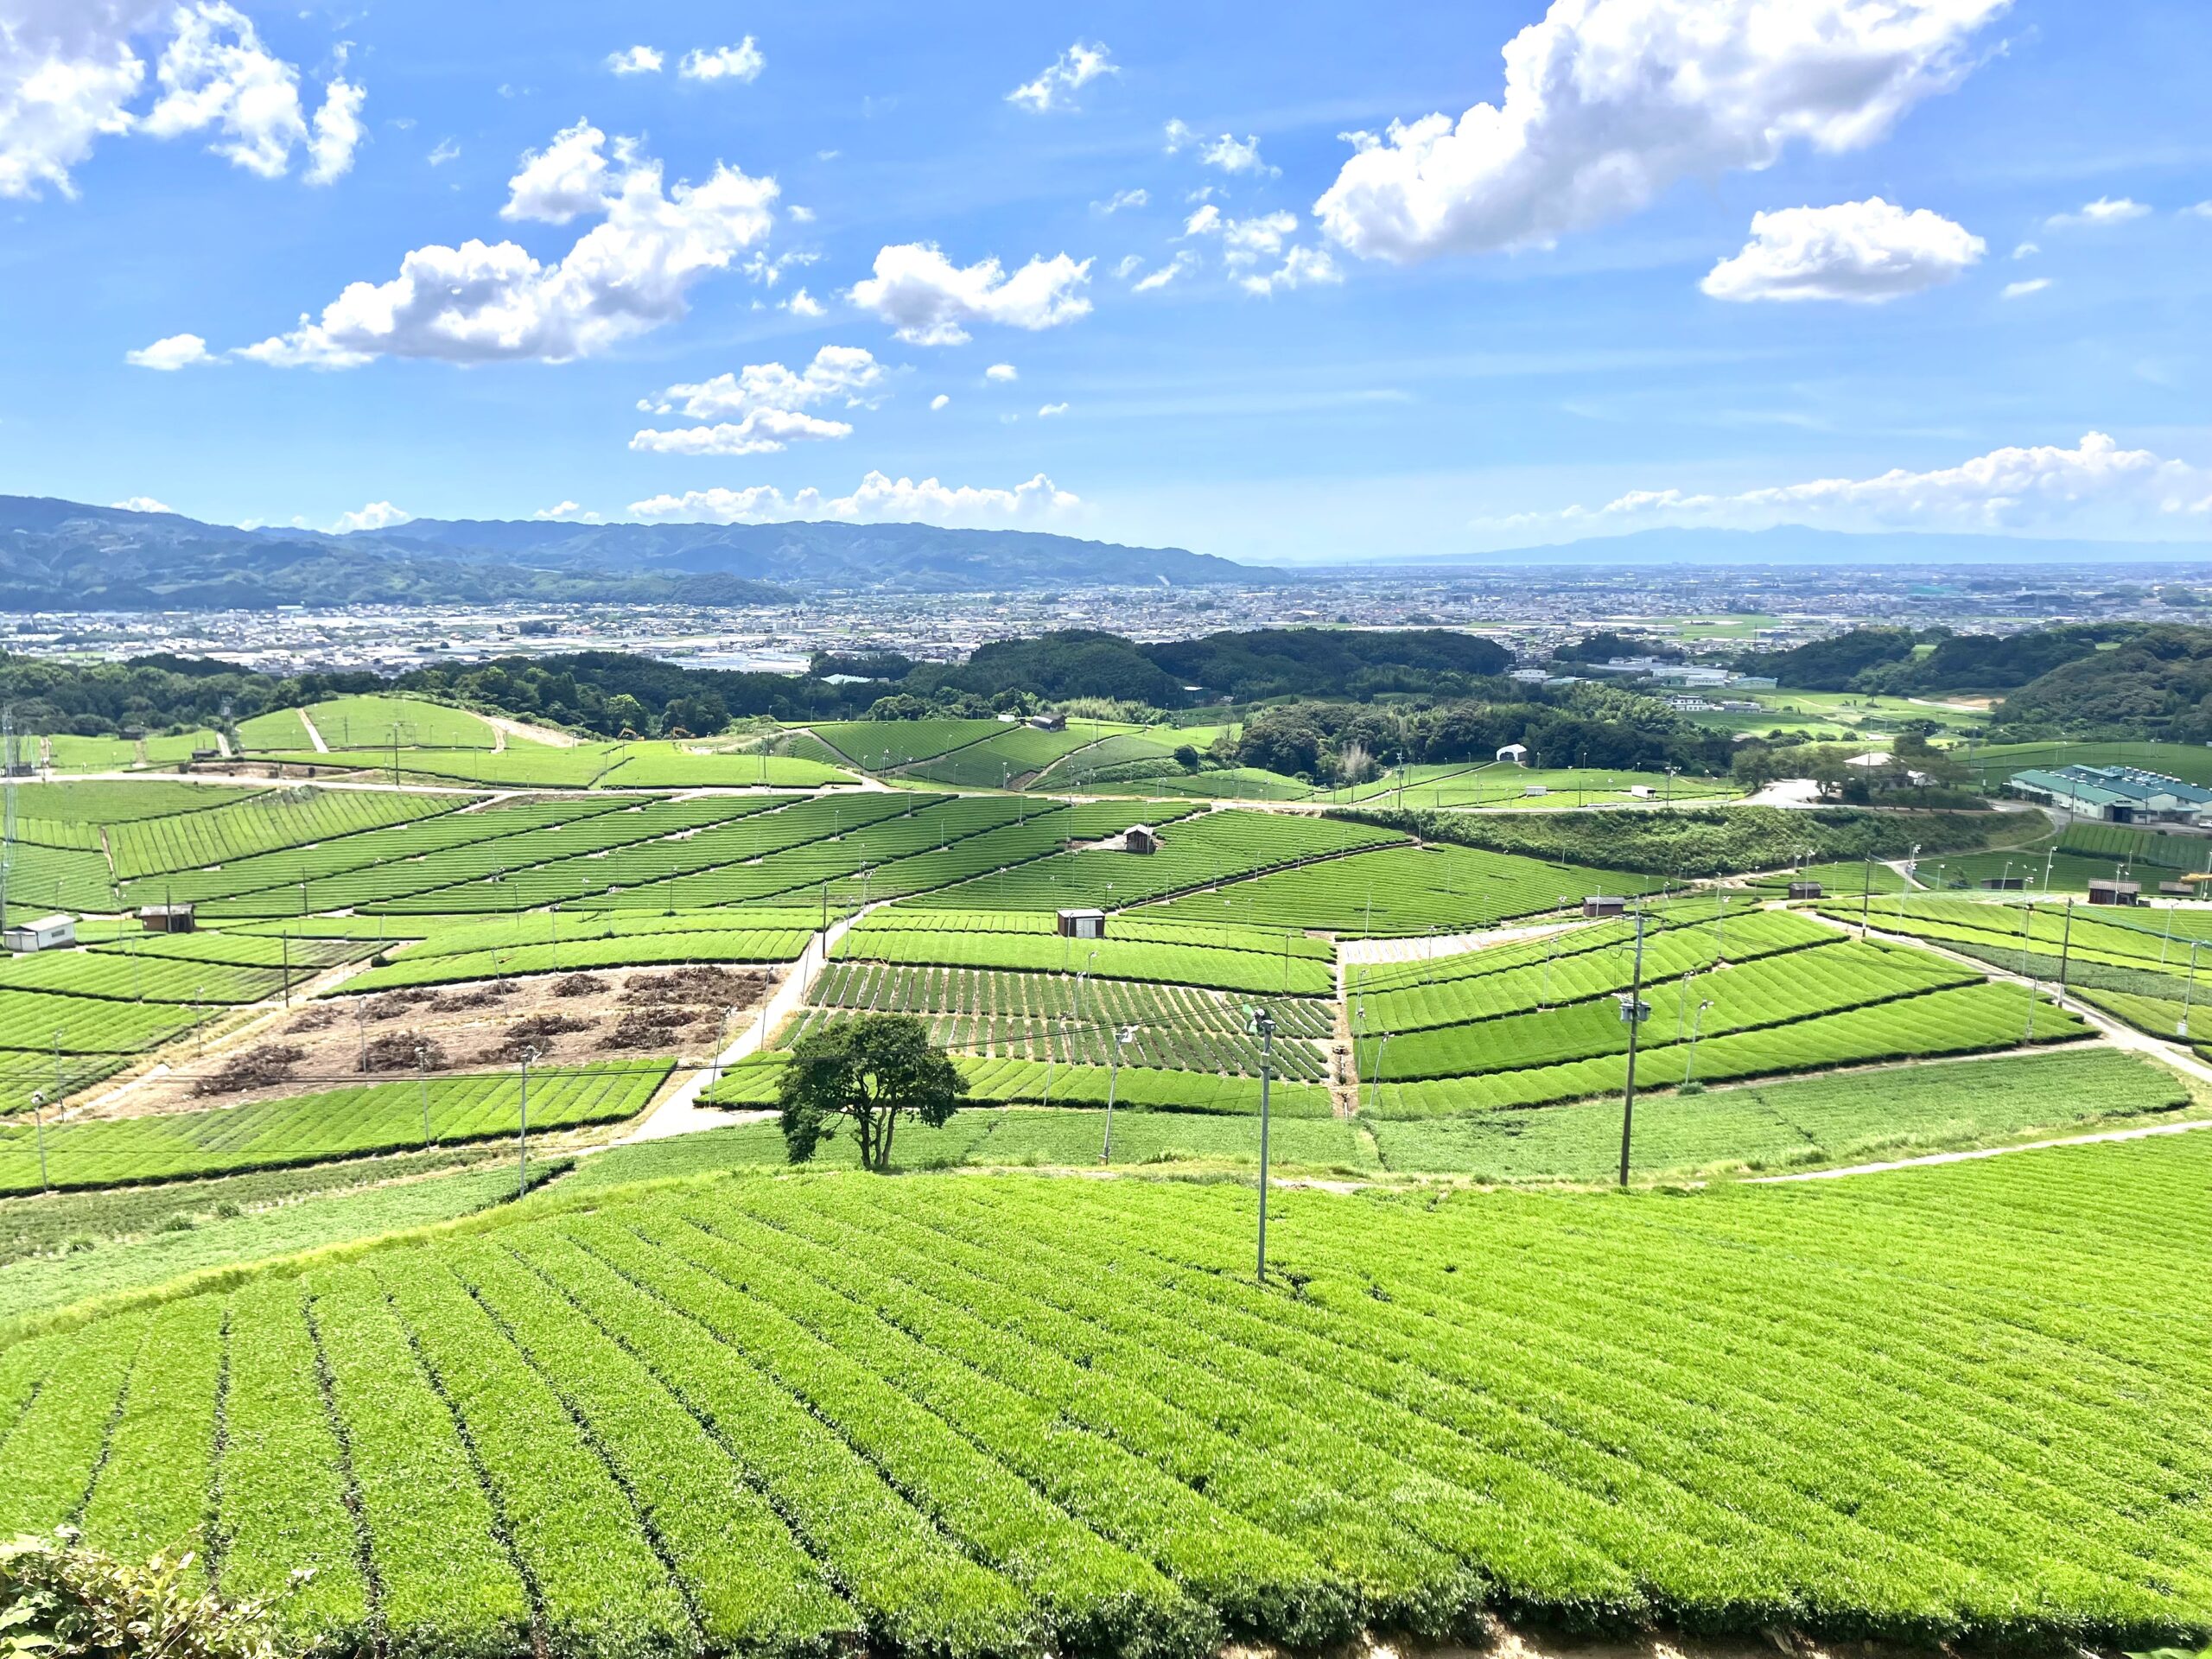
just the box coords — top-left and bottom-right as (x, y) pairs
(11, 1135), (2212, 1656)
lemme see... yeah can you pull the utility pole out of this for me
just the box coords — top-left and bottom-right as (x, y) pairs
(29, 1090), (47, 1192)
(1616, 909), (1651, 1188)
(1681, 999), (1715, 1086)
(2019, 901), (2038, 1041)
(1246, 1005), (1275, 1281)
(1859, 854), (1874, 938)
(1101, 1025), (1135, 1165)
(418, 1045), (433, 1147)
(517, 1045), (539, 1198)
(2055, 898), (2074, 1009)
(2183, 940), (2200, 1039)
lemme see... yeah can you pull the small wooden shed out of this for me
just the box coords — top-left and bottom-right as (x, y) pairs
(1581, 895), (1628, 919)
(1057, 907), (1107, 939)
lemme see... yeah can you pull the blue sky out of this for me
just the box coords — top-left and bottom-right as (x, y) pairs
(3, 0), (2211, 563)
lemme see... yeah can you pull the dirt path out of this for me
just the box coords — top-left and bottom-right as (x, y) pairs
(296, 708), (330, 753)
(1338, 919), (1573, 967)
(480, 712), (579, 749)
(601, 904), (869, 1147)
(1751, 1114), (2212, 1182)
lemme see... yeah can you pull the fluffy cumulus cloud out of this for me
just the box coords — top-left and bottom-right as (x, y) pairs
(2044, 195), (2150, 229)
(1179, 206), (1337, 295)
(532, 500), (601, 522)
(605, 46), (663, 76)
(125, 330), (214, 369)
(630, 470), (1083, 528)
(630, 345), (883, 455)
(1, 0), (365, 198)
(1316, 0), (2008, 263)
(1495, 432), (2212, 538)
(143, 3), (363, 181)
(984, 362), (1017, 382)
(929, 392), (950, 410)
(331, 499), (412, 532)
(680, 40), (764, 83)
(849, 243), (1090, 346)
(1092, 187), (1146, 214)
(110, 494), (175, 513)
(1037, 402), (1068, 417)
(782, 286), (824, 317)
(1007, 41), (1115, 113)
(1700, 198), (1984, 303)
(238, 120), (776, 365)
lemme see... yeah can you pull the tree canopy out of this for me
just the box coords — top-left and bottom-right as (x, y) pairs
(776, 1014), (968, 1172)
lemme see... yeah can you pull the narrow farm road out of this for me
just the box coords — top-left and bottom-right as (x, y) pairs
(601, 904), (868, 1147)
(1751, 1114), (2212, 1183)
(296, 708), (330, 753)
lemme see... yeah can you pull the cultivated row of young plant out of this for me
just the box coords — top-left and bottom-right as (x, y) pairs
(911, 810), (1407, 912)
(836, 925), (1335, 996)
(1362, 938), (1976, 1081)
(105, 786), (461, 880)
(16, 1132), (2205, 1654)
(1141, 842), (1626, 937)
(0, 1061), (670, 1193)
(1366, 1049), (2188, 1183)
(1355, 907), (1838, 1033)
(1368, 982), (2088, 1116)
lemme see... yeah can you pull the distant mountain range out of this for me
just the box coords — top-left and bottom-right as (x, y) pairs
(0, 498), (1265, 609)
(1389, 524), (2212, 568)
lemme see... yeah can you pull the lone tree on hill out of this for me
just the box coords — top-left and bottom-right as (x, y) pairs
(777, 1014), (967, 1172)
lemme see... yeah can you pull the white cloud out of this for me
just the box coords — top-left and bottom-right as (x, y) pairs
(239, 121), (777, 365)
(1238, 244), (1343, 296)
(641, 346), (885, 418)
(1162, 118), (1273, 175)
(606, 46), (664, 76)
(500, 118), (616, 223)
(632, 345), (880, 453)
(2187, 201), (2212, 220)
(1038, 402), (1069, 417)
(1497, 432), (2212, 538)
(304, 75), (364, 184)
(332, 500), (412, 532)
(2045, 195), (2150, 228)
(782, 286), (825, 317)
(1112, 253), (1144, 280)
(929, 392), (950, 410)
(126, 331), (213, 369)
(984, 362), (1017, 382)
(0, 0), (151, 199)
(849, 243), (1090, 345)
(2011, 240), (2038, 259)
(2001, 276), (2051, 299)
(1700, 199), (1984, 303)
(1007, 41), (1116, 113)
(629, 410), (852, 456)
(1133, 250), (1198, 291)
(630, 470), (1084, 528)
(741, 247), (817, 288)
(787, 203), (814, 223)
(1315, 0), (2007, 263)
(532, 500), (601, 522)
(427, 136), (459, 166)
(1092, 187), (1147, 214)
(680, 40), (765, 83)
(110, 494), (175, 514)
(1185, 207), (1296, 266)
(141, 3), (300, 176)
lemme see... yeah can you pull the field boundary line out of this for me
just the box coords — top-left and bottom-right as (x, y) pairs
(1750, 1113), (2212, 1182)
